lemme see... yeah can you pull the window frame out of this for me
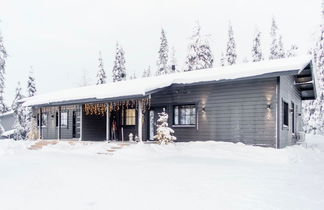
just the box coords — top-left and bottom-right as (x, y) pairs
(291, 102), (295, 134)
(123, 108), (136, 126)
(282, 100), (289, 129)
(60, 111), (68, 128)
(172, 104), (197, 127)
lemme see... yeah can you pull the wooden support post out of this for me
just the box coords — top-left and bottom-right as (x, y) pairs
(57, 106), (61, 140)
(106, 103), (110, 141)
(79, 104), (83, 141)
(138, 100), (143, 142)
(38, 108), (42, 140)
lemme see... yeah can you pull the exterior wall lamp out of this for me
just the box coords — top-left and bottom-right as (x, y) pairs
(202, 106), (206, 113)
(266, 104), (271, 109)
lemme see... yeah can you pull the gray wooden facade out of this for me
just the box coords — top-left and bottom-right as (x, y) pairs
(30, 60), (316, 148)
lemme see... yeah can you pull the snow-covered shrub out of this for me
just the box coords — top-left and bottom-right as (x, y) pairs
(154, 109), (176, 144)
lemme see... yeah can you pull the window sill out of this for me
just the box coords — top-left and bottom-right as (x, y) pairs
(172, 125), (196, 128)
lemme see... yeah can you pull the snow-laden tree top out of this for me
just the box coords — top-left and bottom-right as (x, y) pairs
(22, 56), (312, 107)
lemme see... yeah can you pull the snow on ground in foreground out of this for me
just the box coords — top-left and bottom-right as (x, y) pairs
(0, 136), (324, 210)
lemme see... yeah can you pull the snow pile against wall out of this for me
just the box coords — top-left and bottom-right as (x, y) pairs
(22, 56), (311, 107)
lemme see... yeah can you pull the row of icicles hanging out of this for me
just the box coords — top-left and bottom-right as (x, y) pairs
(84, 98), (151, 116)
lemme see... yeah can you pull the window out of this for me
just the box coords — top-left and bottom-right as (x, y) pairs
(283, 101), (289, 127)
(125, 109), (136, 125)
(291, 102), (295, 134)
(41, 113), (47, 127)
(173, 105), (196, 125)
(61, 112), (68, 127)
(37, 113), (40, 127)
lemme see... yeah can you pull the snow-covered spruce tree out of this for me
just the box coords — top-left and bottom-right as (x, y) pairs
(220, 52), (225, 66)
(286, 44), (298, 57)
(185, 22), (213, 71)
(96, 51), (106, 85)
(269, 18), (285, 60)
(12, 82), (27, 140)
(303, 0), (324, 134)
(26, 68), (36, 139)
(129, 72), (137, 80)
(0, 31), (8, 114)
(156, 29), (169, 75)
(225, 23), (237, 65)
(169, 47), (177, 73)
(112, 43), (126, 82)
(251, 29), (264, 62)
(142, 66), (151, 78)
(154, 108), (176, 144)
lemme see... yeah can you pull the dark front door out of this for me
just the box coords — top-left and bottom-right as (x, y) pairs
(110, 110), (122, 140)
(148, 106), (167, 140)
(72, 111), (77, 138)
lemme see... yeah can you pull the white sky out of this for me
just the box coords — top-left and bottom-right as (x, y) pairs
(0, 0), (321, 104)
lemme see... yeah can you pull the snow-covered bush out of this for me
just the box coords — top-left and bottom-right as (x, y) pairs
(154, 109), (176, 144)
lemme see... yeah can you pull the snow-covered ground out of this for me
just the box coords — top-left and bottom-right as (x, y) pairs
(0, 135), (324, 210)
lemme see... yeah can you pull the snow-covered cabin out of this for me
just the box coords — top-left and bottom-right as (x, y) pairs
(22, 56), (316, 148)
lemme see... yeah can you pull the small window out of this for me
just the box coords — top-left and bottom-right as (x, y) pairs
(41, 113), (47, 127)
(283, 101), (289, 127)
(173, 105), (196, 125)
(56, 112), (59, 127)
(291, 102), (295, 134)
(61, 112), (68, 127)
(125, 109), (136, 125)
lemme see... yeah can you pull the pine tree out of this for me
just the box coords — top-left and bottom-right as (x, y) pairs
(27, 67), (36, 97)
(0, 31), (8, 114)
(269, 18), (285, 59)
(169, 47), (177, 73)
(154, 108), (176, 144)
(251, 29), (264, 62)
(112, 43), (126, 82)
(303, 0), (324, 134)
(129, 72), (137, 80)
(185, 22), (213, 71)
(156, 29), (169, 75)
(96, 51), (106, 85)
(286, 44), (298, 57)
(225, 23), (237, 65)
(220, 52), (225, 67)
(26, 67), (36, 139)
(142, 66), (151, 78)
(12, 82), (27, 140)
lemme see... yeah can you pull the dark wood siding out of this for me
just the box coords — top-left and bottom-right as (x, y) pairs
(278, 75), (302, 148)
(146, 78), (278, 147)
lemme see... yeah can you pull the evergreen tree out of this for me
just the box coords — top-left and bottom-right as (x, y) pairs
(225, 23), (237, 65)
(251, 29), (264, 62)
(220, 52), (225, 67)
(12, 82), (27, 140)
(0, 31), (8, 114)
(169, 47), (177, 73)
(129, 72), (137, 80)
(185, 22), (213, 71)
(27, 67), (36, 97)
(112, 43), (127, 82)
(286, 44), (298, 57)
(303, 0), (324, 134)
(96, 51), (106, 85)
(142, 66), (151, 78)
(26, 67), (36, 139)
(269, 18), (285, 59)
(154, 108), (176, 144)
(157, 29), (169, 75)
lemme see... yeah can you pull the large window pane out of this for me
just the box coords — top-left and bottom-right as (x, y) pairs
(125, 109), (136, 125)
(173, 105), (196, 125)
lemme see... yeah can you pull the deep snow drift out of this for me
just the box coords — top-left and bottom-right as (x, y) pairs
(0, 135), (324, 210)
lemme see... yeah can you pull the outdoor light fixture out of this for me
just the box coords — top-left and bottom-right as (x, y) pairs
(202, 106), (206, 113)
(266, 104), (271, 109)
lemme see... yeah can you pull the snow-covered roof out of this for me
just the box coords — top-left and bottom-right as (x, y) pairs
(23, 56), (312, 107)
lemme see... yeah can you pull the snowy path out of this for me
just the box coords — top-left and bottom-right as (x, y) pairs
(0, 136), (324, 210)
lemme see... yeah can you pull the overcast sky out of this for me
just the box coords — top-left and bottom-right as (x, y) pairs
(0, 0), (321, 104)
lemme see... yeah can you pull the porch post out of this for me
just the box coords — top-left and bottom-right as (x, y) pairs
(57, 106), (61, 140)
(38, 108), (42, 140)
(138, 100), (143, 142)
(106, 103), (110, 141)
(79, 104), (83, 141)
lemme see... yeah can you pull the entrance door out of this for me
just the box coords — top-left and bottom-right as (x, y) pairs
(72, 111), (77, 138)
(148, 107), (167, 140)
